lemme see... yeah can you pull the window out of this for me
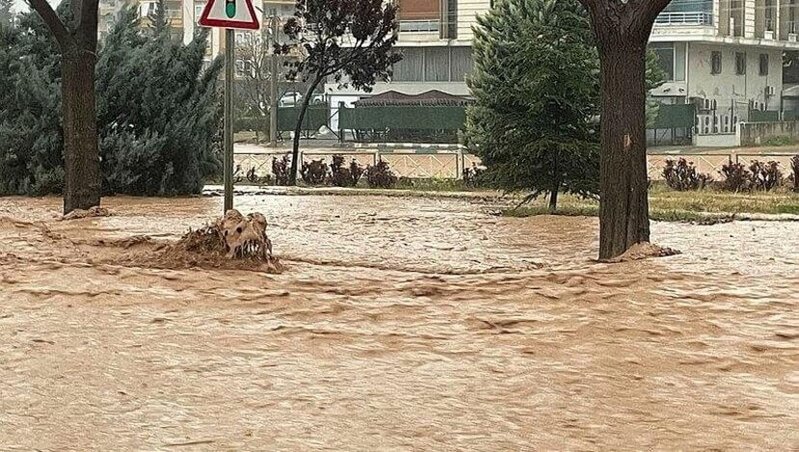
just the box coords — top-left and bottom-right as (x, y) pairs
(651, 44), (675, 81)
(765, 0), (775, 31)
(391, 47), (474, 82)
(392, 48), (424, 81)
(424, 47), (450, 81)
(711, 51), (722, 74)
(731, 0), (743, 36)
(760, 54), (769, 76)
(736, 52), (746, 75)
(450, 46), (474, 81)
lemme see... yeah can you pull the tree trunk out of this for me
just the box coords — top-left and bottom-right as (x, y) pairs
(549, 150), (559, 212)
(61, 46), (101, 214)
(548, 187), (558, 212)
(596, 43), (650, 260)
(288, 79), (320, 186)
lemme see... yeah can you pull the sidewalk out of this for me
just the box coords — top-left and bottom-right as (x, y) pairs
(650, 144), (799, 155)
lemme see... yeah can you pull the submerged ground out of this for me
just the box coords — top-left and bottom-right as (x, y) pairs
(0, 194), (797, 450)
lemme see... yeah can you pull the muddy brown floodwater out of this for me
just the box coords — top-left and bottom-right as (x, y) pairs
(0, 194), (797, 451)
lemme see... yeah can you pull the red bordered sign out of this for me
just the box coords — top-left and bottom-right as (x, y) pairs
(199, 0), (260, 30)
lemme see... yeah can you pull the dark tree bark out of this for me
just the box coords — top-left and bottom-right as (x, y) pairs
(288, 77), (322, 186)
(549, 151), (559, 212)
(29, 0), (101, 214)
(577, 0), (671, 259)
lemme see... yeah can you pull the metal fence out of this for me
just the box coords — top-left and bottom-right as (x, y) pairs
(235, 148), (797, 183)
(235, 145), (474, 180)
(647, 152), (797, 181)
(338, 105), (467, 143)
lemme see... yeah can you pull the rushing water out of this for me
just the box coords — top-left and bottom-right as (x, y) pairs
(0, 194), (797, 451)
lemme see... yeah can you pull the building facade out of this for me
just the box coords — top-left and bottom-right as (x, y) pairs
(327, 0), (799, 141)
(651, 0), (799, 139)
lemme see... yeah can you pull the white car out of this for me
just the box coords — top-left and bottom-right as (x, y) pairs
(279, 92), (325, 107)
(279, 92), (302, 107)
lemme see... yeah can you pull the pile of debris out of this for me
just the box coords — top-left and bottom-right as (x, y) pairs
(605, 242), (681, 263)
(60, 206), (112, 221)
(118, 209), (282, 272)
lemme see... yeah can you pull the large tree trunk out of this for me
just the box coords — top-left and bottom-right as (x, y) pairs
(61, 46), (101, 213)
(596, 43), (650, 259)
(29, 0), (102, 214)
(578, 0), (670, 260)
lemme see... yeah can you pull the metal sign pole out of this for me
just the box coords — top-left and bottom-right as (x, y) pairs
(224, 28), (235, 214)
(270, 12), (279, 147)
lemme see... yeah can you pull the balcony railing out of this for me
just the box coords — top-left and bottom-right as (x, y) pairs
(655, 11), (713, 26)
(399, 20), (440, 33)
(765, 18), (776, 32)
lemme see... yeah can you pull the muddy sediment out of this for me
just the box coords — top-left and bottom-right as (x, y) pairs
(0, 194), (797, 451)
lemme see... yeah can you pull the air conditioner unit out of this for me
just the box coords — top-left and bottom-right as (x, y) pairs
(790, 33), (798, 42)
(765, 30), (775, 40)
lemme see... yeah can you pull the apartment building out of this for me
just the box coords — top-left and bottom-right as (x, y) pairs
(651, 0), (799, 139)
(327, 0), (487, 108)
(327, 0), (799, 136)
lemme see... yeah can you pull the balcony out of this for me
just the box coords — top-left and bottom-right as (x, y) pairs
(655, 12), (713, 26)
(399, 20), (440, 33)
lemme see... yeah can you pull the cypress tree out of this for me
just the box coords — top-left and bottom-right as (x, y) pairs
(467, 0), (600, 211)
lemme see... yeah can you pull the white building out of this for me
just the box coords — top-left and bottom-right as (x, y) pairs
(327, 0), (799, 141)
(651, 0), (799, 140)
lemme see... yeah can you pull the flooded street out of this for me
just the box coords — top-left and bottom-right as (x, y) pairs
(0, 194), (797, 450)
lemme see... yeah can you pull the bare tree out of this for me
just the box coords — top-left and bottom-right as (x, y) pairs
(28, 0), (101, 213)
(276, 0), (401, 185)
(236, 21), (273, 138)
(576, 0), (671, 259)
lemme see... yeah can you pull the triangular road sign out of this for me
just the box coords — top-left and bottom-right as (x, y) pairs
(199, 0), (260, 30)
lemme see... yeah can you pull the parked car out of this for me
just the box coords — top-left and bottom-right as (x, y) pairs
(279, 92), (325, 107)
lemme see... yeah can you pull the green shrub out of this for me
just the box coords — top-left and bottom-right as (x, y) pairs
(761, 136), (794, 147)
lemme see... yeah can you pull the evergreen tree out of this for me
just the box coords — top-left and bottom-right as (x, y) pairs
(467, 0), (599, 211)
(0, 0), (13, 27)
(0, 6), (65, 195)
(0, 0), (222, 196)
(96, 3), (223, 195)
(467, 0), (666, 211)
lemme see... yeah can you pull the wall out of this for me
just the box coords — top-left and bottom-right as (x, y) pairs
(456, 0), (490, 42)
(694, 133), (739, 146)
(739, 119), (799, 145)
(687, 43), (783, 110)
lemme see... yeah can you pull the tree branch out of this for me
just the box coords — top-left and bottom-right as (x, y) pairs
(575, 0), (598, 13)
(79, 0), (100, 44)
(27, 0), (72, 46)
(639, 0), (673, 22)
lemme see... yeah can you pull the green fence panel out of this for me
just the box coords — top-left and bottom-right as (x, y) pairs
(749, 110), (780, 123)
(340, 106), (467, 131)
(783, 110), (799, 121)
(277, 105), (330, 132)
(650, 103), (696, 129)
